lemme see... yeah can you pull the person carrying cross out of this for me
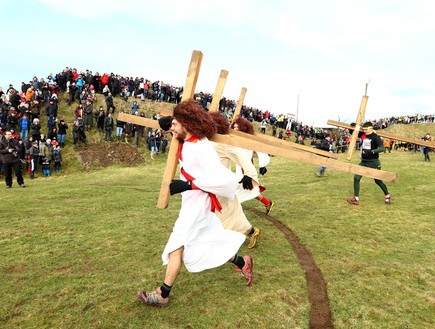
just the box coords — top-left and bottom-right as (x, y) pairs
(208, 111), (261, 249)
(347, 121), (391, 205)
(230, 116), (275, 215)
(137, 100), (254, 308)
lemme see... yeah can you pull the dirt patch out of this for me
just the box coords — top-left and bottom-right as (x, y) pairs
(76, 143), (144, 169)
(246, 207), (334, 329)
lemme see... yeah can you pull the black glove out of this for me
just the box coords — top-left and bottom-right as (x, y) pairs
(259, 167), (267, 175)
(238, 175), (253, 190)
(170, 180), (192, 195)
(158, 116), (173, 131)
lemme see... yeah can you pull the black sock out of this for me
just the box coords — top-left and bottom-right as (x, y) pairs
(248, 227), (255, 236)
(231, 255), (245, 270)
(160, 282), (172, 298)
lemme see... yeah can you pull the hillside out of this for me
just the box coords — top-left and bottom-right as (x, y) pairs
(383, 122), (434, 139)
(36, 91), (434, 173)
(44, 93), (177, 172)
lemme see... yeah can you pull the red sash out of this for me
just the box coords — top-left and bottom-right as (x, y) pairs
(178, 137), (222, 213)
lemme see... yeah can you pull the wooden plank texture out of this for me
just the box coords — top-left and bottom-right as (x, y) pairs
(158, 50), (203, 209)
(346, 95), (368, 160)
(209, 70), (229, 112)
(211, 133), (397, 182)
(232, 87), (247, 119)
(327, 120), (435, 148)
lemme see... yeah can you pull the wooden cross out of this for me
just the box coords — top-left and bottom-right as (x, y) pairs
(117, 51), (397, 209)
(345, 94), (368, 160)
(327, 119), (435, 149)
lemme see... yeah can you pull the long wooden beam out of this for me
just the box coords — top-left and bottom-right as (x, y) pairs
(159, 108), (337, 159)
(116, 113), (396, 182)
(209, 70), (228, 112)
(211, 133), (397, 182)
(327, 119), (435, 148)
(346, 96), (368, 160)
(117, 113), (160, 129)
(229, 129), (338, 159)
(118, 110), (336, 159)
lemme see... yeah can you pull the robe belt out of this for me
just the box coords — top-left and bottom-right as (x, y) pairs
(180, 167), (222, 213)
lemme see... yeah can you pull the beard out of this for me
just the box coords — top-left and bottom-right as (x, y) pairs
(175, 130), (187, 141)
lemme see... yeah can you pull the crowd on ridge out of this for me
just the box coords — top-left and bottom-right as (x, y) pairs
(1, 67), (434, 186)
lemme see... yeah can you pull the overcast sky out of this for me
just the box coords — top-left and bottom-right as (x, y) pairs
(1, 0), (434, 126)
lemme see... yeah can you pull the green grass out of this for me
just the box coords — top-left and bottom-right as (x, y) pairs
(1, 144), (434, 328)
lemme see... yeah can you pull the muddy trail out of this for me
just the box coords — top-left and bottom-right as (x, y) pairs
(245, 207), (334, 329)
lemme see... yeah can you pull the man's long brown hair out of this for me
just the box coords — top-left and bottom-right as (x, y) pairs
(231, 116), (255, 135)
(209, 112), (230, 135)
(173, 99), (216, 139)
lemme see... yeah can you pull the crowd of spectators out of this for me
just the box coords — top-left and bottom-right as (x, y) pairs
(1, 66), (434, 181)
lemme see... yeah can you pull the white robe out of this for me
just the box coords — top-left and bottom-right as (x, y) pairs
(235, 151), (270, 203)
(211, 142), (257, 234)
(162, 137), (245, 273)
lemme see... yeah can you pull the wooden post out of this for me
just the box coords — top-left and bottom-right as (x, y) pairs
(157, 50), (203, 209)
(346, 95), (368, 160)
(232, 87), (247, 119)
(327, 119), (435, 148)
(209, 70), (229, 112)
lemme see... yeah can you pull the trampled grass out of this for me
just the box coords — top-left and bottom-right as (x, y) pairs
(1, 145), (434, 328)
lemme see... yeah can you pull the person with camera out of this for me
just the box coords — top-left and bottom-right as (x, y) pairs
(0, 130), (25, 188)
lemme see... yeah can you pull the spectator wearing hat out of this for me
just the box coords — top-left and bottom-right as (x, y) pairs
(30, 118), (41, 141)
(76, 75), (84, 94)
(131, 100), (139, 115)
(57, 120), (68, 147)
(72, 116), (86, 146)
(53, 145), (62, 173)
(18, 113), (30, 141)
(83, 99), (94, 131)
(45, 98), (58, 118)
(104, 113), (114, 142)
(40, 138), (53, 167)
(105, 93), (116, 114)
(0, 130), (25, 188)
(6, 110), (18, 131)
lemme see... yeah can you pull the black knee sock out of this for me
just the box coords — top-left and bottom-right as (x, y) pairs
(160, 282), (172, 298)
(231, 254), (245, 270)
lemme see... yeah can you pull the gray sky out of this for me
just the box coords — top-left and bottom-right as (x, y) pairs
(1, 0), (434, 126)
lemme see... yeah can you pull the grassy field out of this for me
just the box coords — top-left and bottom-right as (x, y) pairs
(1, 132), (434, 328)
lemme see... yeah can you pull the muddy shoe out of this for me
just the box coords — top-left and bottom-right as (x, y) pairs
(347, 196), (359, 205)
(265, 200), (275, 215)
(241, 255), (254, 287)
(247, 227), (261, 249)
(137, 287), (169, 307)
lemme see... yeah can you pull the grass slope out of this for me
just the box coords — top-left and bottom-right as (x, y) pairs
(1, 139), (434, 328)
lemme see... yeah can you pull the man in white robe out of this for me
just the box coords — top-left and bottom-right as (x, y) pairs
(231, 117), (275, 215)
(209, 111), (261, 249)
(137, 100), (254, 308)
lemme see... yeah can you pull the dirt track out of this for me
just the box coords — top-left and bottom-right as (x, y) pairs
(245, 207), (333, 329)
